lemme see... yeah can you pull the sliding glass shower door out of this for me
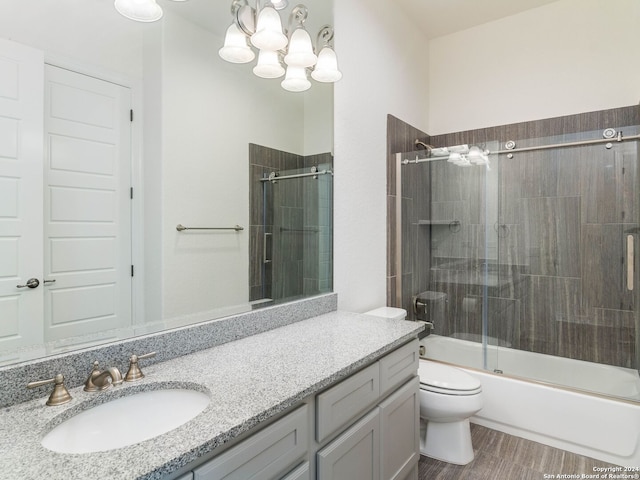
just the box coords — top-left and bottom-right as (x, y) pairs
(258, 164), (333, 304)
(400, 115), (640, 402)
(491, 126), (640, 399)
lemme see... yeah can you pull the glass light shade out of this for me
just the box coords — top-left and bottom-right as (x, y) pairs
(253, 50), (285, 78)
(447, 152), (463, 165)
(468, 146), (489, 165)
(251, 6), (288, 51)
(271, 0), (289, 10)
(467, 146), (483, 164)
(311, 47), (342, 82)
(284, 29), (317, 67)
(281, 66), (311, 92)
(219, 24), (255, 64)
(114, 0), (163, 22)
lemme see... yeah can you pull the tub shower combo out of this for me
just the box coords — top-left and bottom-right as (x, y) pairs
(393, 106), (640, 466)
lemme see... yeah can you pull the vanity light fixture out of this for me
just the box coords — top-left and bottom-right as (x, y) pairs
(219, 0), (342, 92)
(114, 0), (188, 23)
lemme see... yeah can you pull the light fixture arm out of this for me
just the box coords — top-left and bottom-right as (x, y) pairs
(234, 0), (257, 36)
(230, 0), (247, 16)
(316, 25), (335, 49)
(288, 4), (309, 33)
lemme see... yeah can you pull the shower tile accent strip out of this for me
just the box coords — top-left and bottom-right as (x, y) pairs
(0, 293), (337, 407)
(387, 105), (640, 370)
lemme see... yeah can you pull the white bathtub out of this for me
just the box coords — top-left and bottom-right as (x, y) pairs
(421, 335), (640, 467)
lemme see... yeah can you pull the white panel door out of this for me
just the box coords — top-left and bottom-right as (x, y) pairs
(43, 65), (132, 344)
(0, 39), (44, 354)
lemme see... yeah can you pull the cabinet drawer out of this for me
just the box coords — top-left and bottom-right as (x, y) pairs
(193, 405), (308, 480)
(316, 362), (380, 442)
(379, 340), (418, 397)
(281, 462), (311, 480)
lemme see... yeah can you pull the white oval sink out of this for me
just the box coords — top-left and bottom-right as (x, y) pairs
(42, 389), (210, 454)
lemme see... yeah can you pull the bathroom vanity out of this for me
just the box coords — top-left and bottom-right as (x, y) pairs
(0, 310), (422, 480)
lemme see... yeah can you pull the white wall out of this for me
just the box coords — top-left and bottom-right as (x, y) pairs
(333, 0), (430, 313)
(0, 0), (143, 81)
(158, 12), (308, 320)
(428, 0), (640, 134)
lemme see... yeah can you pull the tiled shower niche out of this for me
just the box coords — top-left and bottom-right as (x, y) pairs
(388, 106), (639, 370)
(249, 144), (333, 305)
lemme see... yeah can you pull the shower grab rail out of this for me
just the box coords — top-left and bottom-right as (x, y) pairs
(402, 133), (640, 164)
(176, 224), (244, 232)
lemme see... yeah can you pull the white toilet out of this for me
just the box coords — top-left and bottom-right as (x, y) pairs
(364, 307), (483, 466)
(418, 360), (483, 465)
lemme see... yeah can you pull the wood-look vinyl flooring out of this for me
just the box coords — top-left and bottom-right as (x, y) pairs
(418, 424), (621, 480)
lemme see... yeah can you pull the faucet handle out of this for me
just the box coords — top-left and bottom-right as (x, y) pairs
(84, 361), (102, 392)
(27, 373), (72, 406)
(124, 351), (157, 382)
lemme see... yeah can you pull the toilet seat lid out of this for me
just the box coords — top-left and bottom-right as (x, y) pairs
(418, 361), (481, 392)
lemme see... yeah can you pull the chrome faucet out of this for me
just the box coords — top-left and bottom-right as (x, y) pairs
(84, 361), (124, 392)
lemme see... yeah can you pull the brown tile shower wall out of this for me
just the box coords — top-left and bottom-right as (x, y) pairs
(249, 144), (333, 303)
(387, 106), (639, 369)
(386, 115), (430, 311)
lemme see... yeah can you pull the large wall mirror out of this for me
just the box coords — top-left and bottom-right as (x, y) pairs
(0, 0), (334, 365)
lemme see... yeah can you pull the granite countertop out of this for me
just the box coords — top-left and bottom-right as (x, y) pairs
(0, 311), (422, 480)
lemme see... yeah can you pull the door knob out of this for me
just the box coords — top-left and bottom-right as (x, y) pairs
(17, 278), (39, 289)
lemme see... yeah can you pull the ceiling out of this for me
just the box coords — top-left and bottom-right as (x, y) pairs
(393, 0), (560, 39)
(160, 0), (560, 41)
(159, 0), (332, 39)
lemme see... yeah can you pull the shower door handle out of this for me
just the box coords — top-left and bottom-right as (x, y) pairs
(627, 234), (634, 291)
(263, 232), (272, 264)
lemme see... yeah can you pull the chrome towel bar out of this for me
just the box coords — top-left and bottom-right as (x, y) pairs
(176, 224), (244, 232)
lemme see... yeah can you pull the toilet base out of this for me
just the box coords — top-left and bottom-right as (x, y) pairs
(419, 418), (475, 465)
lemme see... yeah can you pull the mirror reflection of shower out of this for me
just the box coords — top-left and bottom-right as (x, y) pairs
(248, 144), (333, 308)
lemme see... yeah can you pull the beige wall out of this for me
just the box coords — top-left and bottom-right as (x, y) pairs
(333, 0), (430, 313)
(428, 0), (640, 134)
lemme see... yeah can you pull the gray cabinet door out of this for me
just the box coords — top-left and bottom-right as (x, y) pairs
(316, 362), (380, 442)
(379, 377), (420, 480)
(194, 405), (308, 480)
(317, 408), (380, 480)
